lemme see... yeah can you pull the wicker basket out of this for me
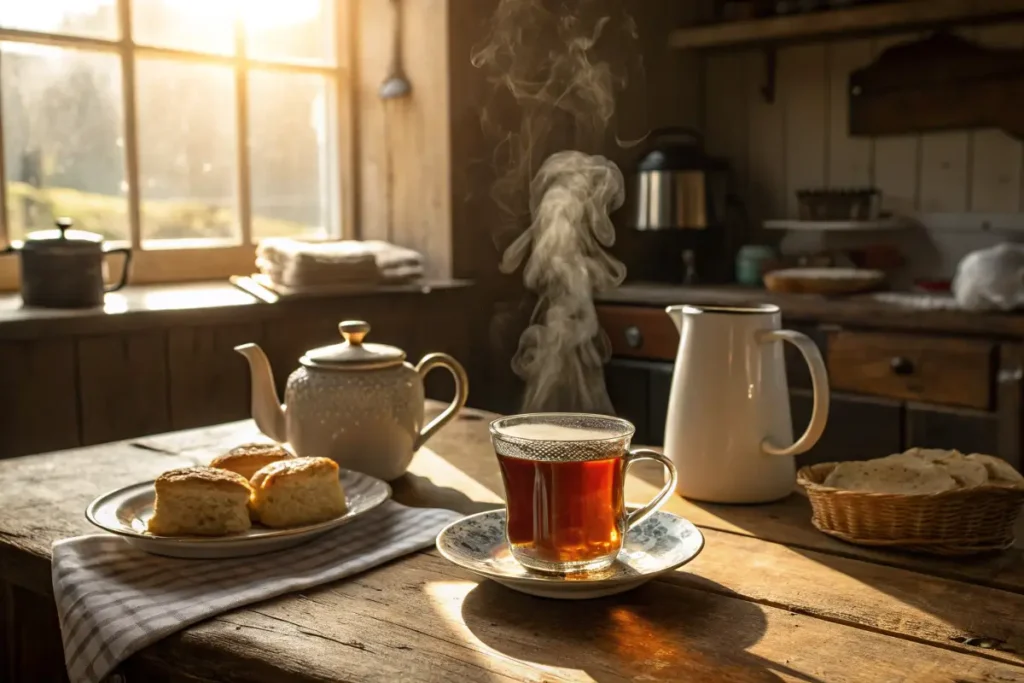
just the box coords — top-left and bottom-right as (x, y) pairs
(796, 462), (1024, 556)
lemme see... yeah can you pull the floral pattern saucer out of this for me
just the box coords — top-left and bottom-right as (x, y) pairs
(435, 509), (705, 599)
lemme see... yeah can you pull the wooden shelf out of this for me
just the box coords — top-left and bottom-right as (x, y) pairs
(669, 0), (1024, 50)
(763, 217), (911, 232)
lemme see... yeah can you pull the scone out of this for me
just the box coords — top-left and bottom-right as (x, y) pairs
(147, 467), (252, 536)
(249, 457), (346, 528)
(211, 443), (295, 480)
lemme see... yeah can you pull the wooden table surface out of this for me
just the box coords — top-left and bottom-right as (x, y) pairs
(2, 402), (1024, 682)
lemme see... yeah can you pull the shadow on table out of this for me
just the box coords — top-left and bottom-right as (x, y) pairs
(460, 577), (822, 683)
(390, 472), (502, 516)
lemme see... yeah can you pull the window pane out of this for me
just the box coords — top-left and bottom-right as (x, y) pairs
(132, 0), (235, 55)
(245, 0), (335, 65)
(249, 71), (335, 241)
(1, 43), (127, 242)
(136, 59), (239, 246)
(0, 1), (118, 40)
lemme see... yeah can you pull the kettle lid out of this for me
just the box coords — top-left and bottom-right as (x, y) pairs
(302, 321), (406, 369)
(22, 217), (104, 251)
(636, 127), (728, 172)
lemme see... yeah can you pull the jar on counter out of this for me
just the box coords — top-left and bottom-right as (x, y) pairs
(736, 245), (777, 286)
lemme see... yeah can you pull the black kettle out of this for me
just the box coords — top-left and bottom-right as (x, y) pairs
(634, 127), (730, 231)
(1, 218), (132, 308)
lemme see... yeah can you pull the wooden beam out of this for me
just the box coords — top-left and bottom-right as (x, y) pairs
(669, 0), (1024, 50)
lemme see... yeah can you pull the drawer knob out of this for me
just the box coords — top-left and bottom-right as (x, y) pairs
(890, 356), (915, 375)
(624, 326), (644, 349)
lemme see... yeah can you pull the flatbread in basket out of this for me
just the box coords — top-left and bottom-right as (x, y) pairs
(797, 449), (1023, 556)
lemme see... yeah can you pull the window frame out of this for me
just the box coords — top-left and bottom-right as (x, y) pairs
(0, 0), (356, 291)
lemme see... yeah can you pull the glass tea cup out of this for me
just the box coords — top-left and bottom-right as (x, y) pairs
(490, 413), (678, 574)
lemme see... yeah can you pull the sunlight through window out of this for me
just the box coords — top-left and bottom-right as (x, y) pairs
(0, 0), (344, 284)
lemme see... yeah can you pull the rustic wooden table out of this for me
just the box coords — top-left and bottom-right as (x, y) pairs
(2, 402), (1024, 682)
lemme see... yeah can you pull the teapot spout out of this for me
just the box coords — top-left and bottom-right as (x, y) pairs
(234, 343), (288, 443)
(666, 305), (684, 333)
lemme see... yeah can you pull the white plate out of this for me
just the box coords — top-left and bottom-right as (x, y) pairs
(86, 469), (391, 559)
(436, 509), (705, 600)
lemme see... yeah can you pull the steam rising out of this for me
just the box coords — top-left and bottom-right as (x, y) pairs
(473, 0), (637, 413)
(501, 151), (626, 413)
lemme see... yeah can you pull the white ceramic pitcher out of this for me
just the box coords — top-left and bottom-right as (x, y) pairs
(664, 304), (830, 503)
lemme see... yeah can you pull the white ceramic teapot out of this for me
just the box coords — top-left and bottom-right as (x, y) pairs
(235, 320), (468, 481)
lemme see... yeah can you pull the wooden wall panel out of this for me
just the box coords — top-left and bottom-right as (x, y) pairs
(827, 40), (873, 188)
(745, 50), (787, 228)
(167, 323), (263, 430)
(78, 333), (170, 445)
(357, 0), (452, 279)
(703, 24), (1024, 222)
(871, 33), (922, 216)
(919, 132), (970, 213)
(781, 44), (828, 217)
(705, 52), (749, 193)
(968, 25), (1024, 214)
(0, 339), (79, 458)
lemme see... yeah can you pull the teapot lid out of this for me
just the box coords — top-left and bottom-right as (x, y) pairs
(302, 321), (406, 369)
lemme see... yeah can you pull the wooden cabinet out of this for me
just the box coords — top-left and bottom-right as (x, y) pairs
(597, 305), (678, 361)
(598, 303), (1023, 470)
(828, 331), (995, 410)
(0, 287), (474, 459)
(790, 389), (902, 465)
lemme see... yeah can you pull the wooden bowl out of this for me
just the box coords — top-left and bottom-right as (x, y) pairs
(763, 268), (885, 295)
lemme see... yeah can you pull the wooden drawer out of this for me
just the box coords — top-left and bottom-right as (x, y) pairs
(828, 331), (995, 410)
(597, 305), (678, 361)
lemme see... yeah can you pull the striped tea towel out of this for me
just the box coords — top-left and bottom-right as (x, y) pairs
(52, 501), (461, 683)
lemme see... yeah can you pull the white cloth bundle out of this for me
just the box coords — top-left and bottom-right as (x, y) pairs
(952, 243), (1024, 311)
(256, 239), (424, 289)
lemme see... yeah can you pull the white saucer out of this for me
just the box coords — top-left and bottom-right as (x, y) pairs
(86, 469), (391, 559)
(436, 509), (705, 600)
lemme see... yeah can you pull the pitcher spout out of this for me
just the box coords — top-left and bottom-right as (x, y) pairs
(666, 305), (684, 333)
(234, 343), (288, 443)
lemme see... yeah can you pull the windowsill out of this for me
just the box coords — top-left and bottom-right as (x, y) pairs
(0, 278), (474, 340)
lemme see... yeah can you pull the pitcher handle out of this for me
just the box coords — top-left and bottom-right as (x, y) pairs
(623, 448), (678, 531)
(757, 330), (830, 457)
(413, 353), (469, 451)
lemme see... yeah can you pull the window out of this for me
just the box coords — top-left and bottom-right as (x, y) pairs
(0, 0), (351, 288)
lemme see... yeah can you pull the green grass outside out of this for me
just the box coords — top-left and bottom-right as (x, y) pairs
(6, 181), (313, 241)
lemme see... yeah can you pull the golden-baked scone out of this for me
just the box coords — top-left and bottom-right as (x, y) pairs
(249, 457), (346, 528)
(210, 443), (294, 480)
(147, 467), (252, 536)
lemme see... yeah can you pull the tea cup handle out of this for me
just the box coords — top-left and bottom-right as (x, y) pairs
(623, 448), (679, 531)
(413, 353), (469, 451)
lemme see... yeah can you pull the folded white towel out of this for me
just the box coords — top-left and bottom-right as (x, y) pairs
(256, 239), (424, 288)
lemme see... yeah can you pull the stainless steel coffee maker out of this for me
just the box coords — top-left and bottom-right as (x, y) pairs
(634, 127), (731, 231)
(617, 128), (738, 283)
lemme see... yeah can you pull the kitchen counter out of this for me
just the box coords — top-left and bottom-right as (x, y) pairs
(598, 282), (1024, 339)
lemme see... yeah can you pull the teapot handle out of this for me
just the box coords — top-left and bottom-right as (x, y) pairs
(413, 353), (469, 451)
(758, 329), (830, 457)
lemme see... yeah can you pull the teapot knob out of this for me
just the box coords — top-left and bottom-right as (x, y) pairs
(339, 320), (371, 346)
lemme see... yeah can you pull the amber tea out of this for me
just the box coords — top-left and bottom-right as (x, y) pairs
(490, 415), (678, 574)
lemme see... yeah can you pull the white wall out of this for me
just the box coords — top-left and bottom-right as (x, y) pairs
(701, 24), (1024, 282)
